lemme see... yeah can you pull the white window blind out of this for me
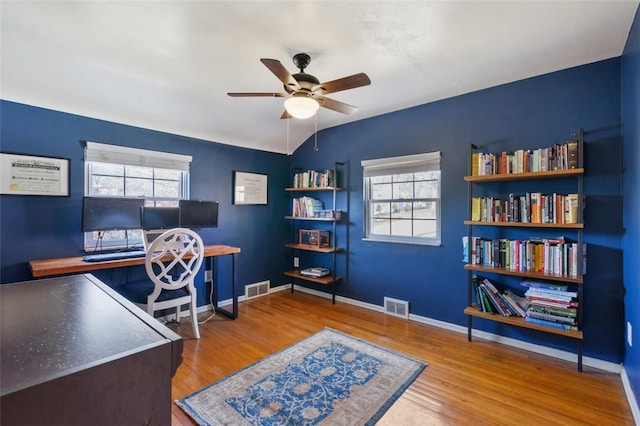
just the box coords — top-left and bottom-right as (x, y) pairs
(84, 141), (192, 171)
(361, 152), (441, 177)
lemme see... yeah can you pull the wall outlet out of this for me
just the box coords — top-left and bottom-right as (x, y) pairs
(628, 322), (633, 347)
(293, 257), (299, 268)
(204, 269), (212, 282)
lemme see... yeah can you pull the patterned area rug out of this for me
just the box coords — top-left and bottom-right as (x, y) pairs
(176, 328), (427, 425)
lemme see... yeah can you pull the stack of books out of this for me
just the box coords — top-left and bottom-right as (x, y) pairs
(292, 196), (324, 218)
(293, 169), (336, 188)
(522, 280), (579, 331)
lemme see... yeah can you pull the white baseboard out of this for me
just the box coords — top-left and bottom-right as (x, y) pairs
(622, 367), (640, 425)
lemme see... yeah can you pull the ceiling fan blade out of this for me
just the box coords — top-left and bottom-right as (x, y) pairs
(316, 96), (359, 115)
(227, 92), (287, 97)
(260, 58), (300, 90)
(280, 110), (292, 119)
(313, 73), (371, 95)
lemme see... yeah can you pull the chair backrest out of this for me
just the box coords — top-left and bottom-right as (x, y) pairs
(144, 228), (204, 293)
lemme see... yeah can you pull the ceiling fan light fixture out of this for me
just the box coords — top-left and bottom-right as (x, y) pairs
(284, 94), (319, 119)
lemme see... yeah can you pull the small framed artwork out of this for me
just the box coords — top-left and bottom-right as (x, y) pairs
(233, 171), (267, 205)
(0, 152), (70, 196)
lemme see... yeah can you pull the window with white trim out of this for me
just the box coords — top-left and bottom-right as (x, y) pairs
(362, 152), (441, 245)
(84, 142), (191, 251)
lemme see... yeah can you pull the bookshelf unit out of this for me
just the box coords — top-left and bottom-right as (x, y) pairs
(284, 162), (345, 304)
(464, 129), (585, 371)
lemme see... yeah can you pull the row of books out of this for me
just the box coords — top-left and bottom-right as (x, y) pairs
(292, 169), (336, 189)
(472, 140), (578, 176)
(291, 196), (324, 218)
(472, 276), (579, 331)
(471, 193), (579, 224)
(468, 236), (586, 277)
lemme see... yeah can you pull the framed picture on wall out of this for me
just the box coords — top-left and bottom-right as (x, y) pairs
(233, 171), (267, 205)
(0, 152), (70, 196)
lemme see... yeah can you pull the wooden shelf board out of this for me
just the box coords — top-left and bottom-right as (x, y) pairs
(464, 306), (583, 339)
(464, 221), (583, 229)
(285, 187), (343, 192)
(285, 243), (343, 253)
(464, 264), (583, 284)
(284, 270), (342, 285)
(285, 216), (338, 222)
(464, 168), (584, 182)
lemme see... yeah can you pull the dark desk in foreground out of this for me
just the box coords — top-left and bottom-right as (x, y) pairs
(1, 274), (183, 425)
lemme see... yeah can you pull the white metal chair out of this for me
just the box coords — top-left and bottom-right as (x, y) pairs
(119, 228), (204, 339)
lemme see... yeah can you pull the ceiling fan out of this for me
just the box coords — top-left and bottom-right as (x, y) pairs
(228, 53), (371, 119)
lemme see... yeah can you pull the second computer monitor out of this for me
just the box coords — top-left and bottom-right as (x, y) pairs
(179, 200), (219, 228)
(141, 206), (180, 230)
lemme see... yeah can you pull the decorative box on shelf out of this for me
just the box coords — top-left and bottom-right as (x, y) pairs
(299, 229), (331, 247)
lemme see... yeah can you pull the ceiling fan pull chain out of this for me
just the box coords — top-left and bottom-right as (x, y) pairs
(286, 115), (290, 155)
(314, 114), (319, 152)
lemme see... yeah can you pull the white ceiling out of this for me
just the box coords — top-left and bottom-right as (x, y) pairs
(1, 1), (638, 154)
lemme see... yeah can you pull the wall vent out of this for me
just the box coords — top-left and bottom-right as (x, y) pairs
(384, 297), (409, 319)
(245, 280), (270, 300)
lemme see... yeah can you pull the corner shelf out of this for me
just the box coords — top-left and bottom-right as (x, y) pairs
(284, 270), (342, 286)
(284, 243), (343, 253)
(285, 162), (346, 303)
(285, 216), (339, 222)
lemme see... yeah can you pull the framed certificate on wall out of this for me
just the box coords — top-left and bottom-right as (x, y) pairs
(0, 152), (70, 196)
(233, 171), (267, 205)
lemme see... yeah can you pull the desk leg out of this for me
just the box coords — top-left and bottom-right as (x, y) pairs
(210, 253), (238, 320)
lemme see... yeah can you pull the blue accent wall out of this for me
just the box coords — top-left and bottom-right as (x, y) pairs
(0, 37), (633, 371)
(292, 58), (624, 364)
(622, 4), (640, 413)
(0, 101), (292, 306)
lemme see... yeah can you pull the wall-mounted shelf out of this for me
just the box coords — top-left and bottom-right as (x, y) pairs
(464, 129), (585, 371)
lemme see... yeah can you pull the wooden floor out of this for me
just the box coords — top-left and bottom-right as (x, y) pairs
(169, 290), (633, 425)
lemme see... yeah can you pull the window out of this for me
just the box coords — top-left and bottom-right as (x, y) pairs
(84, 142), (191, 251)
(362, 152), (441, 245)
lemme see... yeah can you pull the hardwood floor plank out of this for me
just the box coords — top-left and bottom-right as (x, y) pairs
(169, 290), (633, 425)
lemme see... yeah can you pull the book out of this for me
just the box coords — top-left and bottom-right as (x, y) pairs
(567, 140), (578, 169)
(521, 280), (568, 292)
(526, 308), (576, 325)
(525, 316), (578, 331)
(482, 278), (514, 316)
(502, 291), (526, 317)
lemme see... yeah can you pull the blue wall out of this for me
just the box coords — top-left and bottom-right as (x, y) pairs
(622, 4), (640, 413)
(292, 58), (625, 364)
(0, 50), (631, 369)
(0, 101), (292, 305)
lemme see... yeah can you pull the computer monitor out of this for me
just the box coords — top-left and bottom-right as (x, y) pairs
(179, 200), (219, 228)
(141, 206), (180, 230)
(82, 196), (144, 232)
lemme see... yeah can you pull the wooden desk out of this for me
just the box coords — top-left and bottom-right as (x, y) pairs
(1, 274), (182, 425)
(28, 244), (241, 319)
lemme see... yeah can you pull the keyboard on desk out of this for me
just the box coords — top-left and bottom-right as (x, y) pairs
(82, 250), (146, 262)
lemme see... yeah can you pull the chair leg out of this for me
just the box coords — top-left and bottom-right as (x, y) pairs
(190, 306), (200, 339)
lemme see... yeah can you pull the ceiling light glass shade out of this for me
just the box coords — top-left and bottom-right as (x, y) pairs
(284, 95), (319, 119)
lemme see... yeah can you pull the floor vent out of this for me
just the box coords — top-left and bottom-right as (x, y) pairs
(245, 281), (270, 300)
(384, 297), (410, 319)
